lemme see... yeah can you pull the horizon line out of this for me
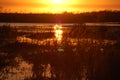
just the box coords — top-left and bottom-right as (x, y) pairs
(0, 10), (120, 14)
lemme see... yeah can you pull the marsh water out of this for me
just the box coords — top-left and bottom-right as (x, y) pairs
(0, 23), (120, 80)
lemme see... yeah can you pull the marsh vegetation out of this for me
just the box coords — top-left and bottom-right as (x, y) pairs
(0, 23), (120, 80)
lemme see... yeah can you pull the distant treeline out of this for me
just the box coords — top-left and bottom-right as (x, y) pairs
(0, 11), (120, 23)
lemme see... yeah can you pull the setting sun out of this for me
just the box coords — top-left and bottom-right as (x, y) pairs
(54, 0), (62, 3)
(39, 0), (78, 13)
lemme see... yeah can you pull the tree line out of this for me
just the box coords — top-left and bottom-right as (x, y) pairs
(0, 10), (120, 23)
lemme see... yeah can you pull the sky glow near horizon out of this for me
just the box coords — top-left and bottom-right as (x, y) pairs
(0, 0), (120, 13)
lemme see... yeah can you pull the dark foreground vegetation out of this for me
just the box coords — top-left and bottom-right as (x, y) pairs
(0, 10), (120, 23)
(0, 24), (120, 80)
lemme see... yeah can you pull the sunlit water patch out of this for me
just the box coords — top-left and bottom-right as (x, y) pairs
(17, 36), (117, 46)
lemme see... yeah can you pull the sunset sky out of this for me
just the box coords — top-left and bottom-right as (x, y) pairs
(0, 0), (120, 13)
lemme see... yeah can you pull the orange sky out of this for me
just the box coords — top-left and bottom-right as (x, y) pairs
(0, 0), (120, 13)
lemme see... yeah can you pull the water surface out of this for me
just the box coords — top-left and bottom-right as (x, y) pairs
(0, 23), (120, 80)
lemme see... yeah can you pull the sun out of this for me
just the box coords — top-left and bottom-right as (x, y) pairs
(38, 0), (78, 13)
(54, 0), (62, 3)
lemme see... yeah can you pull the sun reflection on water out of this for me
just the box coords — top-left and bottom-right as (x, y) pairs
(54, 24), (63, 41)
